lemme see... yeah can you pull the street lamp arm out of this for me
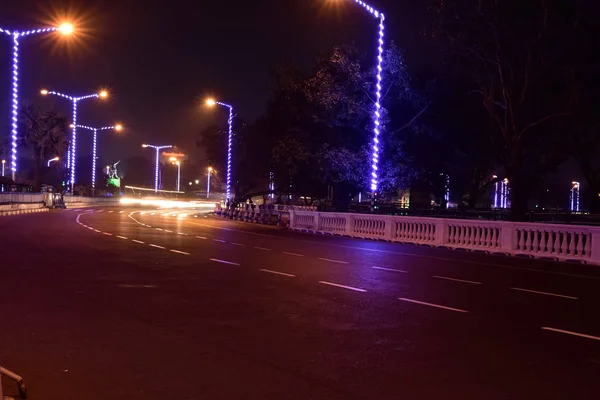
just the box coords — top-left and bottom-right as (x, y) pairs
(18, 27), (58, 37)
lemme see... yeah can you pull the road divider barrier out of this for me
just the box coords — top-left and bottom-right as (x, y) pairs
(288, 211), (600, 265)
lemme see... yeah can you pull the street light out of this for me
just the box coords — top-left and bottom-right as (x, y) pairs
(206, 98), (234, 202)
(571, 181), (580, 212)
(0, 23), (74, 181)
(207, 167), (214, 199)
(72, 124), (123, 192)
(41, 88), (109, 192)
(142, 144), (173, 192)
(172, 160), (181, 192)
(47, 157), (59, 167)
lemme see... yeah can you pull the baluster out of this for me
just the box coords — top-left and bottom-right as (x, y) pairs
(532, 230), (539, 253)
(560, 232), (569, 255)
(568, 232), (576, 255)
(576, 232), (583, 256)
(517, 229), (525, 251)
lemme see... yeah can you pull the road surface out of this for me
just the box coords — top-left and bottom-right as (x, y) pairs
(0, 207), (599, 399)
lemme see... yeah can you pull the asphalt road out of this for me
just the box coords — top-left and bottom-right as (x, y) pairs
(1, 207), (599, 399)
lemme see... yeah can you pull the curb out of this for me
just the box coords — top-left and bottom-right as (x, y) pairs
(0, 207), (49, 217)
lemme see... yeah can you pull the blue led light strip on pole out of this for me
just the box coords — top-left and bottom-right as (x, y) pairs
(0, 26), (58, 181)
(73, 124), (122, 191)
(348, 0), (386, 205)
(41, 90), (107, 192)
(142, 144), (173, 192)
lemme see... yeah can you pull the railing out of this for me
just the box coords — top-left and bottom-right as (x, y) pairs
(288, 211), (600, 265)
(0, 193), (44, 204)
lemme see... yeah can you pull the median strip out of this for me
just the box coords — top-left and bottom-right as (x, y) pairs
(433, 275), (482, 285)
(398, 297), (468, 313)
(318, 281), (367, 293)
(511, 287), (578, 300)
(541, 327), (600, 341)
(260, 269), (295, 277)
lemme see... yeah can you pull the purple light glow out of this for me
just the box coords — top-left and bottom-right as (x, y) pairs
(0, 26), (57, 180)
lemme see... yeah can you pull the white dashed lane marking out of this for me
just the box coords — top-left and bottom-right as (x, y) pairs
(398, 298), (468, 313)
(148, 244), (166, 250)
(511, 287), (578, 300)
(210, 258), (240, 266)
(318, 281), (367, 293)
(261, 269), (295, 277)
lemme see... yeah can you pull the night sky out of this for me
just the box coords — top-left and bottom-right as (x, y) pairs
(0, 0), (415, 165)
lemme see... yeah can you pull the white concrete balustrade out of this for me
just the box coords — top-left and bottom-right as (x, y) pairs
(288, 211), (600, 265)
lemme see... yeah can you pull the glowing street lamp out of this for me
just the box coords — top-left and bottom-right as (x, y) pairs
(571, 181), (580, 212)
(206, 98), (234, 202)
(207, 167), (214, 199)
(41, 88), (109, 191)
(72, 124), (123, 191)
(0, 23), (74, 181)
(142, 144), (172, 192)
(47, 157), (59, 167)
(1, 159), (5, 177)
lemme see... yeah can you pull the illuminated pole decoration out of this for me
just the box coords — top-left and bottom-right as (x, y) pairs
(571, 181), (580, 212)
(206, 98), (234, 202)
(142, 144), (173, 192)
(1, 159), (4, 192)
(0, 23), (73, 181)
(41, 89), (109, 191)
(72, 124), (123, 191)
(342, 0), (386, 206)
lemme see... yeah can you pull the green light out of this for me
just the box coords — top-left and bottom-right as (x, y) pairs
(108, 178), (121, 188)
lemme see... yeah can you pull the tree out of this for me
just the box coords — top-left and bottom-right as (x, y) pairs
(19, 103), (69, 189)
(430, 0), (582, 219)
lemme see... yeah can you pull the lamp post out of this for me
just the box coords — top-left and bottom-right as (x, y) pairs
(0, 23), (74, 181)
(142, 144), (172, 192)
(173, 161), (181, 192)
(571, 181), (580, 212)
(41, 89), (109, 192)
(206, 98), (234, 202)
(207, 167), (213, 199)
(72, 124), (122, 192)
(47, 157), (59, 167)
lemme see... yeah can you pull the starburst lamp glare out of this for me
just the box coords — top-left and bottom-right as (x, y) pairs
(73, 124), (123, 191)
(206, 98), (234, 201)
(0, 23), (73, 180)
(40, 89), (109, 191)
